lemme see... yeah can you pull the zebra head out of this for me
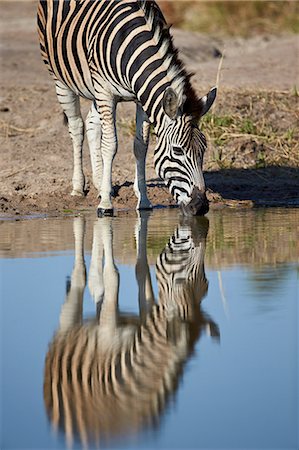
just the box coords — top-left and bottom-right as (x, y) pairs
(154, 87), (217, 216)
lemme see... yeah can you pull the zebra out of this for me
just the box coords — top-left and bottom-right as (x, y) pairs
(44, 213), (219, 447)
(37, 0), (216, 216)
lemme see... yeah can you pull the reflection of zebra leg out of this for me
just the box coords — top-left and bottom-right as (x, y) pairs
(88, 219), (104, 308)
(135, 211), (155, 322)
(97, 217), (120, 329)
(59, 217), (86, 333)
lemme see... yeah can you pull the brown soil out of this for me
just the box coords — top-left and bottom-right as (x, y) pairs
(0, 1), (298, 217)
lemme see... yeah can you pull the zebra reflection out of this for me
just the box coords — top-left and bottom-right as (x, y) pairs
(44, 214), (219, 448)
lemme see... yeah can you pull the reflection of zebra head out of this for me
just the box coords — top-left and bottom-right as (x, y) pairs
(156, 217), (219, 346)
(154, 87), (216, 217)
(44, 215), (219, 447)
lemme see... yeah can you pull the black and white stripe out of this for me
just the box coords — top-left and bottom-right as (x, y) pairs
(38, 1), (216, 214)
(43, 214), (219, 447)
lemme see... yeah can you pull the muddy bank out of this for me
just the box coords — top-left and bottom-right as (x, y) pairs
(1, 165), (298, 218)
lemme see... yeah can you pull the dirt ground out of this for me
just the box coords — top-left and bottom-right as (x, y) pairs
(0, 1), (298, 217)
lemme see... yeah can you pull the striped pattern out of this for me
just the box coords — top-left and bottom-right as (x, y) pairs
(43, 215), (219, 447)
(156, 221), (208, 321)
(154, 115), (207, 204)
(37, 1), (215, 213)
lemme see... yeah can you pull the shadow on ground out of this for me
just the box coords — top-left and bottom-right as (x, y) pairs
(205, 166), (299, 207)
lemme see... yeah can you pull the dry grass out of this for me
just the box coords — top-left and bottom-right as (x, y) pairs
(0, 119), (36, 138)
(201, 89), (299, 170)
(159, 1), (299, 36)
(117, 89), (299, 171)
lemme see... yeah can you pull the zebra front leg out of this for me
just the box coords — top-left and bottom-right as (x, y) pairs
(95, 95), (117, 215)
(86, 102), (102, 196)
(55, 81), (85, 196)
(134, 105), (152, 210)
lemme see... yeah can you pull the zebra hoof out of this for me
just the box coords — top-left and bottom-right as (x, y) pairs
(138, 205), (153, 211)
(71, 189), (85, 197)
(137, 201), (153, 210)
(97, 208), (114, 217)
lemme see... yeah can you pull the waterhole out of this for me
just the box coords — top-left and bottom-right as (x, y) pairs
(1, 208), (298, 449)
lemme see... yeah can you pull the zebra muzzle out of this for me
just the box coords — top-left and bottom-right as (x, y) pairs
(181, 187), (209, 216)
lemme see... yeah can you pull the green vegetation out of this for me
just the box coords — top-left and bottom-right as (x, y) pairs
(159, 1), (299, 36)
(117, 90), (298, 171)
(201, 90), (299, 170)
(62, 209), (74, 214)
(118, 117), (136, 136)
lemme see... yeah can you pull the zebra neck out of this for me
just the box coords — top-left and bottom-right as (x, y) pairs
(151, 105), (170, 135)
(134, 73), (186, 133)
(136, 95), (171, 136)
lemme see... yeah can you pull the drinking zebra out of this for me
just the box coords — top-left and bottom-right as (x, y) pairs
(44, 213), (219, 447)
(37, 0), (216, 216)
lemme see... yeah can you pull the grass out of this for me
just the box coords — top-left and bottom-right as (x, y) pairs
(200, 89), (299, 170)
(118, 117), (136, 136)
(0, 119), (36, 138)
(116, 89), (298, 171)
(159, 1), (299, 36)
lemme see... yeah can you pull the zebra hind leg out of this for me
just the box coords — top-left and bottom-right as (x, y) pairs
(86, 102), (102, 196)
(133, 105), (152, 210)
(55, 81), (85, 196)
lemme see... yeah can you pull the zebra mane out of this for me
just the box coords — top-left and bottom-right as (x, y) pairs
(138, 0), (203, 120)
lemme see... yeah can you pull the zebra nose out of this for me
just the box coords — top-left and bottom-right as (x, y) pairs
(187, 187), (209, 216)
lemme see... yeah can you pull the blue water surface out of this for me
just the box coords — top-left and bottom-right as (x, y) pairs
(1, 209), (298, 450)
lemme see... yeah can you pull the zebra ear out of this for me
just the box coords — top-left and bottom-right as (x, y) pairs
(163, 87), (179, 120)
(199, 87), (217, 117)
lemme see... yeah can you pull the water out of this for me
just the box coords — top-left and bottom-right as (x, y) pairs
(1, 208), (298, 450)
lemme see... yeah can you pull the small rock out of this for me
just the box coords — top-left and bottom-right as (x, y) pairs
(213, 47), (222, 58)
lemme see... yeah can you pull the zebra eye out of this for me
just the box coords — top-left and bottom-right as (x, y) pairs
(173, 146), (184, 156)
